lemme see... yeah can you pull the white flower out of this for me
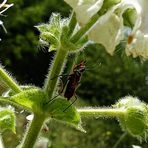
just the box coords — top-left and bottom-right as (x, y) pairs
(125, 0), (148, 60)
(65, 0), (141, 55)
(64, 0), (104, 25)
(135, 0), (148, 33)
(88, 3), (123, 55)
(126, 31), (148, 59)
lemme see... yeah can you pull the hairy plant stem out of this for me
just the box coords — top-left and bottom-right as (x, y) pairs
(44, 46), (68, 100)
(21, 114), (46, 148)
(64, 53), (78, 76)
(58, 12), (77, 78)
(70, 13), (100, 43)
(21, 11), (102, 148)
(66, 14), (101, 71)
(67, 11), (77, 36)
(78, 108), (125, 118)
(44, 12), (100, 96)
(0, 67), (22, 93)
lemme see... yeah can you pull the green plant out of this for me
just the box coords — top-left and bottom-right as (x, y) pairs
(0, 0), (148, 148)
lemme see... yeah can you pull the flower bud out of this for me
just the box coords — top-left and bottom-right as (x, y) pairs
(114, 96), (148, 141)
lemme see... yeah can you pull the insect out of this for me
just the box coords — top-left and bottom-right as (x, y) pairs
(49, 60), (86, 112)
(62, 60), (86, 111)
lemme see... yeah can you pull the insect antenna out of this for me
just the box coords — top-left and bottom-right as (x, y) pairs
(44, 94), (60, 105)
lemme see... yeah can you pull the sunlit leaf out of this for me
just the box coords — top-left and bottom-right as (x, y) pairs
(2, 85), (37, 97)
(36, 13), (69, 51)
(44, 97), (84, 131)
(9, 89), (47, 113)
(0, 108), (15, 133)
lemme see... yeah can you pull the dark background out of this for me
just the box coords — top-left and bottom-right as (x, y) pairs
(0, 0), (148, 147)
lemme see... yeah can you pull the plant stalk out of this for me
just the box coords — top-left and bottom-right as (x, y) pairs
(70, 14), (100, 43)
(78, 108), (125, 118)
(0, 66), (22, 93)
(44, 46), (68, 100)
(67, 11), (77, 36)
(21, 114), (45, 148)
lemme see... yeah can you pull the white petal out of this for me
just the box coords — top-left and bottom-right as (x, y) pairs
(123, 0), (142, 34)
(126, 31), (148, 60)
(65, 0), (143, 55)
(87, 3), (122, 54)
(64, 0), (104, 25)
(136, 0), (148, 33)
(89, 13), (122, 55)
(88, 2), (138, 55)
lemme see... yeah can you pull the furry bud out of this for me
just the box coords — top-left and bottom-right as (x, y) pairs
(114, 96), (148, 141)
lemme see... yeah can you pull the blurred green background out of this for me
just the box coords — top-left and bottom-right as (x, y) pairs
(0, 0), (148, 147)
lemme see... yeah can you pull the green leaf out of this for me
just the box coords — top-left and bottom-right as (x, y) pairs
(40, 32), (59, 46)
(2, 85), (37, 97)
(35, 24), (50, 33)
(36, 13), (69, 51)
(0, 108), (16, 133)
(9, 89), (47, 113)
(44, 96), (84, 131)
(48, 13), (61, 37)
(36, 13), (82, 52)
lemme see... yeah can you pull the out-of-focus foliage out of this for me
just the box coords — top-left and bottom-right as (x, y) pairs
(77, 44), (148, 105)
(0, 0), (70, 85)
(0, 0), (148, 148)
(46, 118), (148, 148)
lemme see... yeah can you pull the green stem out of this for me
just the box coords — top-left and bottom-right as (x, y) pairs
(21, 114), (45, 148)
(0, 67), (22, 93)
(70, 14), (100, 43)
(67, 11), (77, 36)
(63, 53), (77, 76)
(78, 108), (125, 118)
(44, 46), (68, 100)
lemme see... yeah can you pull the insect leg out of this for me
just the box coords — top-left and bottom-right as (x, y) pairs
(45, 94), (60, 105)
(45, 78), (69, 105)
(63, 93), (78, 112)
